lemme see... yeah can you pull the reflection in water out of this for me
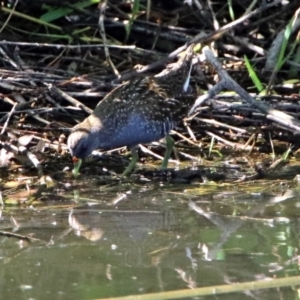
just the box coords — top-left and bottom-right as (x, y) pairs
(0, 184), (299, 300)
(68, 207), (177, 242)
(69, 209), (104, 241)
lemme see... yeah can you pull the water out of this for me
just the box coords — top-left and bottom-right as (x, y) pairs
(0, 178), (299, 300)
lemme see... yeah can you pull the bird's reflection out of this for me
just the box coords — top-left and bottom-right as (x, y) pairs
(68, 206), (177, 242)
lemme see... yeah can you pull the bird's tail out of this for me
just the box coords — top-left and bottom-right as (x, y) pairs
(154, 44), (195, 97)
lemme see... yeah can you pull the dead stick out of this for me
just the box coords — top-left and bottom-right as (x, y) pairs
(189, 47), (300, 133)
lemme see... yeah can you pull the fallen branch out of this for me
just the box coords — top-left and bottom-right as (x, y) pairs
(189, 47), (300, 133)
(99, 275), (300, 300)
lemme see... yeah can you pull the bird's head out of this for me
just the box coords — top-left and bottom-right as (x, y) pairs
(67, 129), (95, 159)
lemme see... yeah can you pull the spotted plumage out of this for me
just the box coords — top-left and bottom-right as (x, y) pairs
(68, 45), (195, 175)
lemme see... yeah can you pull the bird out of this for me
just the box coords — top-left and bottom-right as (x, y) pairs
(68, 45), (195, 176)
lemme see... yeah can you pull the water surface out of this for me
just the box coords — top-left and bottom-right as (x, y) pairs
(0, 178), (299, 300)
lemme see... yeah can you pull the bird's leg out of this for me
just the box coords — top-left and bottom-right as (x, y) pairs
(122, 146), (139, 176)
(72, 158), (82, 177)
(160, 135), (174, 169)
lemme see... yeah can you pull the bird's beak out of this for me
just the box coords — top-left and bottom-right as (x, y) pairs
(72, 156), (82, 177)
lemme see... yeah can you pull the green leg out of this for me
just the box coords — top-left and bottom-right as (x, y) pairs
(72, 158), (82, 177)
(160, 135), (174, 169)
(122, 147), (139, 176)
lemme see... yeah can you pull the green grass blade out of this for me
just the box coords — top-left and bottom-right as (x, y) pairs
(125, 0), (140, 40)
(2, 6), (62, 31)
(244, 55), (264, 93)
(275, 15), (294, 71)
(208, 136), (215, 158)
(228, 0), (235, 20)
(40, 0), (101, 22)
